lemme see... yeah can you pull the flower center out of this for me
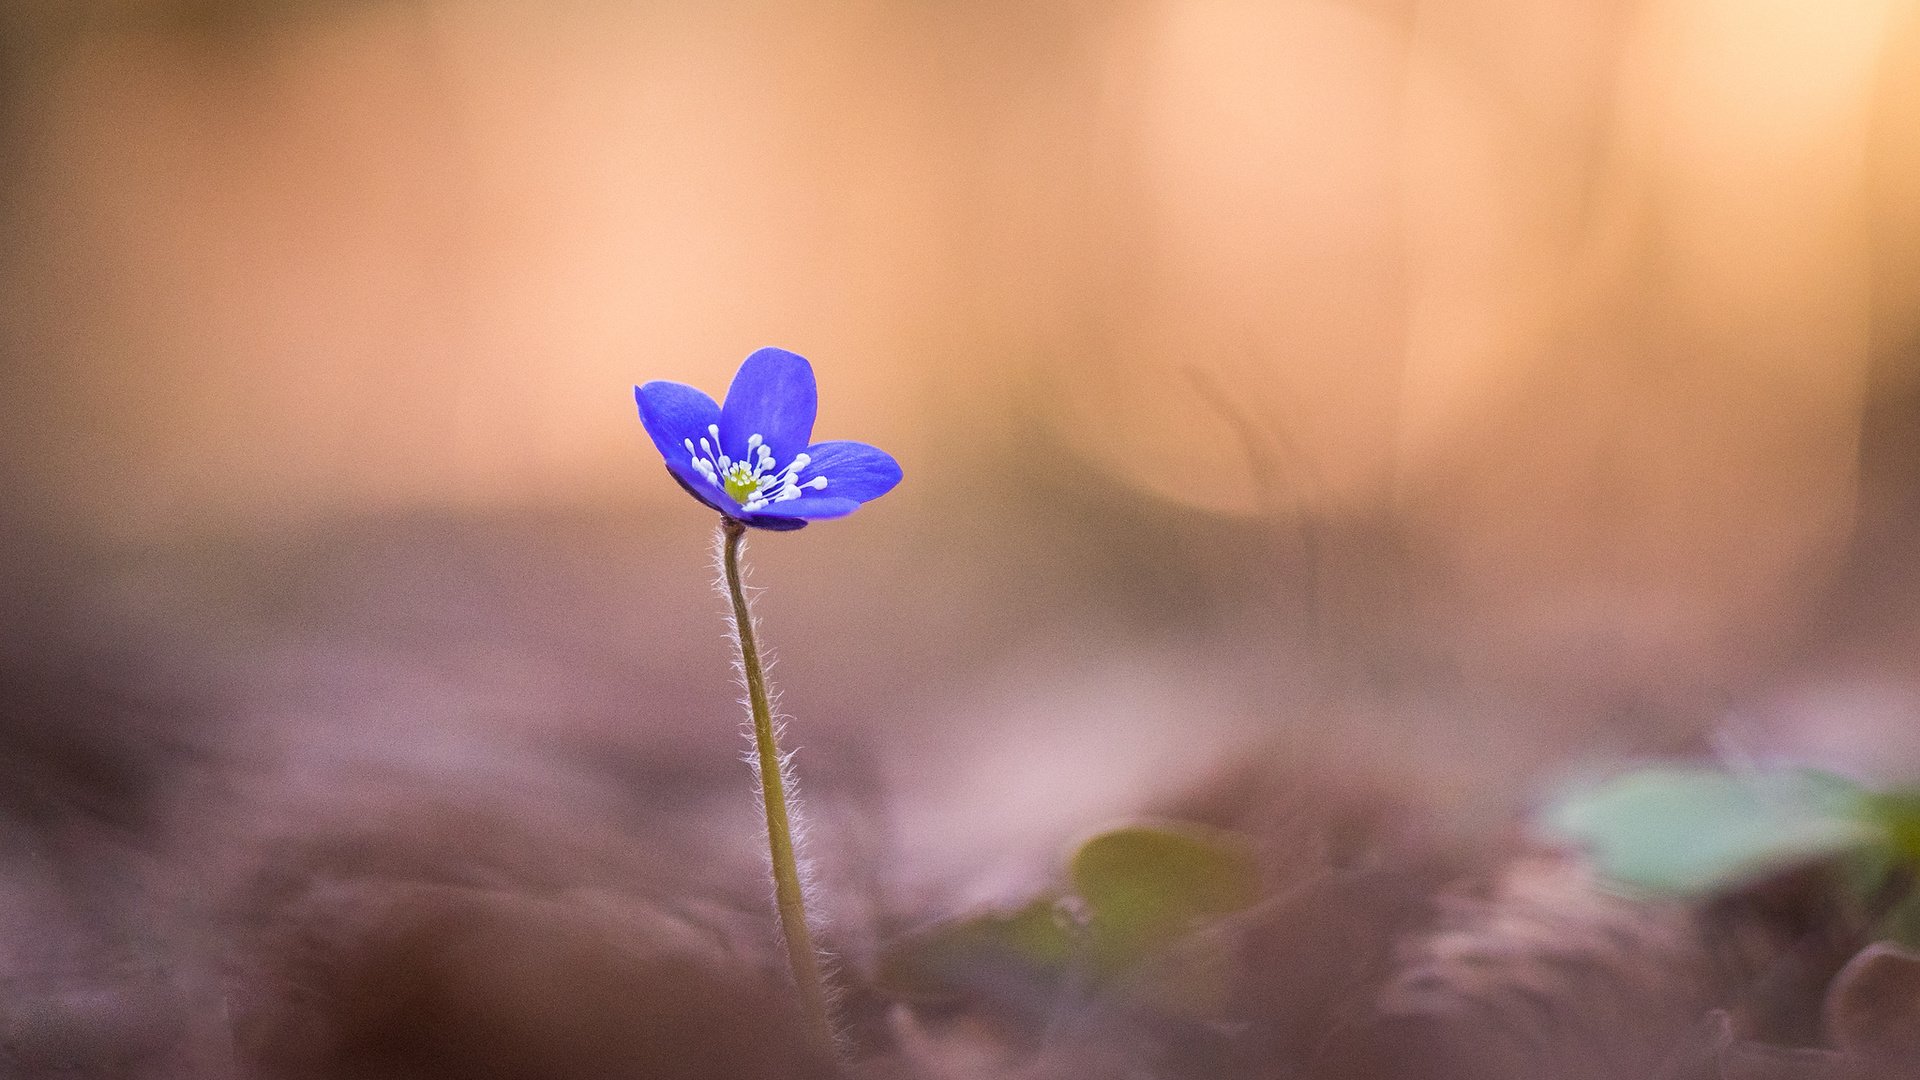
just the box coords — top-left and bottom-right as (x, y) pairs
(684, 425), (828, 512)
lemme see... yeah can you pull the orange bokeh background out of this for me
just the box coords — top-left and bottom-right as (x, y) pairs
(6, 0), (1920, 813)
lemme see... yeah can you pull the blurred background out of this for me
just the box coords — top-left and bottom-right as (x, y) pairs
(3, 1), (1920, 1068)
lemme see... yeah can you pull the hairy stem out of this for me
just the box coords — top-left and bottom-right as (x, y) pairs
(719, 517), (835, 1055)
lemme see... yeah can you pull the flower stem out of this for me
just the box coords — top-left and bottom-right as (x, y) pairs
(719, 517), (836, 1055)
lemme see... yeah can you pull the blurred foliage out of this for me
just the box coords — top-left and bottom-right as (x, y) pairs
(1068, 824), (1261, 981)
(1543, 767), (1884, 894)
(878, 822), (1260, 1018)
(1544, 765), (1920, 946)
(877, 895), (1073, 1013)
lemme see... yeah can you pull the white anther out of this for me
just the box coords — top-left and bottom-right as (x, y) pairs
(682, 426), (830, 511)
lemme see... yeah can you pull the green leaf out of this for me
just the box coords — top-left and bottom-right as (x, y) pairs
(876, 896), (1074, 1009)
(1865, 788), (1920, 863)
(1542, 767), (1887, 895)
(1069, 823), (1261, 977)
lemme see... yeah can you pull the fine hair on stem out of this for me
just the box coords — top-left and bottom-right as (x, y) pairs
(714, 517), (838, 1056)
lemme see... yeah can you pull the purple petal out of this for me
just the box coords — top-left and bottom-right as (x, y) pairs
(665, 464), (735, 517)
(743, 496), (864, 523)
(718, 348), (817, 464)
(735, 512), (811, 531)
(635, 381), (722, 468)
(797, 440), (902, 504)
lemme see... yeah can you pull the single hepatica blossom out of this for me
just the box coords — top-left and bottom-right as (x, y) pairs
(635, 347), (902, 530)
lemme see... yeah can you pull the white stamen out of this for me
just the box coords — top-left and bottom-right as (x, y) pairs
(680, 426), (831, 513)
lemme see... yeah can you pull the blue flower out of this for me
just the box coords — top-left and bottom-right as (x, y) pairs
(634, 347), (903, 530)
